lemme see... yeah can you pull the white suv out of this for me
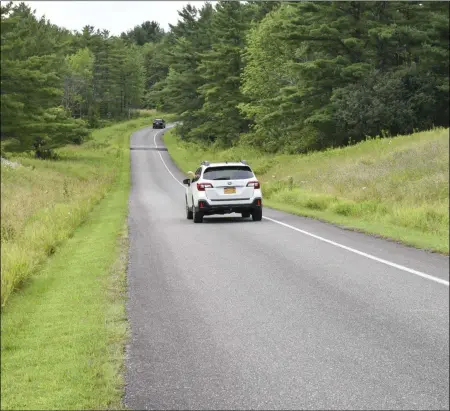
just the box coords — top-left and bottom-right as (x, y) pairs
(182, 160), (263, 223)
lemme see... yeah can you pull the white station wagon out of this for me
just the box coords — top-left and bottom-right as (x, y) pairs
(182, 160), (263, 223)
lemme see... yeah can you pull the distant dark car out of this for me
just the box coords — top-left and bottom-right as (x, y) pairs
(153, 118), (166, 129)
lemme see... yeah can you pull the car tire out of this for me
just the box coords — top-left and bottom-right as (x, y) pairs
(241, 212), (250, 218)
(193, 206), (203, 223)
(186, 198), (193, 220)
(252, 208), (262, 221)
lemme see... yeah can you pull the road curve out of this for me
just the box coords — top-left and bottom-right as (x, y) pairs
(125, 125), (449, 410)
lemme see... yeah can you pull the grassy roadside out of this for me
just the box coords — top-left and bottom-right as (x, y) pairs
(0, 114), (173, 409)
(164, 127), (449, 254)
(1, 113), (173, 307)
(1, 175), (129, 410)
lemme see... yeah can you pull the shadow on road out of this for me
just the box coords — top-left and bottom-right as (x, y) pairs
(203, 216), (258, 224)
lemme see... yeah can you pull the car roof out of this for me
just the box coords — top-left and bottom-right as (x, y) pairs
(154, 118), (163, 121)
(202, 162), (251, 168)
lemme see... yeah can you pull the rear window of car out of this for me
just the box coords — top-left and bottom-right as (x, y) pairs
(203, 166), (254, 180)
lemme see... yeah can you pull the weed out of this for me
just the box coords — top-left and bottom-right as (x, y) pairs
(0, 112), (161, 409)
(0, 112), (172, 308)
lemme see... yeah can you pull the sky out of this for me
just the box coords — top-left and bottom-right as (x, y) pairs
(20, 1), (209, 35)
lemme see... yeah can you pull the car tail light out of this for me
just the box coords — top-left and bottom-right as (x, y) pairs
(247, 181), (260, 189)
(199, 201), (206, 208)
(256, 199), (261, 206)
(197, 183), (213, 191)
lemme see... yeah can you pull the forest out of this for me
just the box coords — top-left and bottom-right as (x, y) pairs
(1, 1), (449, 156)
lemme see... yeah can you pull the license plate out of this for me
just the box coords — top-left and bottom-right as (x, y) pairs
(224, 187), (236, 194)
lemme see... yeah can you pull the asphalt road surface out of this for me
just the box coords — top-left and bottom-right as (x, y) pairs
(125, 125), (449, 410)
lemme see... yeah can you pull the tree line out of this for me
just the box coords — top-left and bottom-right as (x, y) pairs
(1, 1), (449, 157)
(1, 2), (147, 157)
(146, 1), (449, 152)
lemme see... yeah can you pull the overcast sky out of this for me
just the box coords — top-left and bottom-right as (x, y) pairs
(20, 1), (209, 35)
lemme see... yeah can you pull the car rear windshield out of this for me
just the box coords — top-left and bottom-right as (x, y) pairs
(154, 119), (163, 121)
(203, 166), (254, 180)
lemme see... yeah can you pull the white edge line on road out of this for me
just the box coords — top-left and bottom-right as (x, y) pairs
(262, 216), (449, 287)
(154, 127), (185, 188)
(152, 126), (449, 288)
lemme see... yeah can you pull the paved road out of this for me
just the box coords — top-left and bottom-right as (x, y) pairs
(125, 125), (449, 410)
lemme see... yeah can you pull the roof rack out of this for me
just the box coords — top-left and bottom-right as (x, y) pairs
(200, 160), (210, 166)
(240, 159), (248, 165)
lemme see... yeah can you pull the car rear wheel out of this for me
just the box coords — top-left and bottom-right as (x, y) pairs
(193, 200), (203, 223)
(252, 208), (262, 221)
(241, 212), (250, 218)
(186, 198), (193, 220)
(193, 207), (203, 223)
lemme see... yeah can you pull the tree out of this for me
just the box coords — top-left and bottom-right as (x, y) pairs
(120, 21), (164, 45)
(63, 47), (94, 118)
(149, 3), (214, 134)
(142, 38), (172, 108)
(240, 4), (304, 152)
(240, 1), (449, 152)
(1, 2), (88, 156)
(189, 1), (251, 146)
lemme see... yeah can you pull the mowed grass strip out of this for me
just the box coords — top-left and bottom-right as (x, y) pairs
(1, 173), (129, 410)
(164, 127), (449, 254)
(1, 115), (175, 409)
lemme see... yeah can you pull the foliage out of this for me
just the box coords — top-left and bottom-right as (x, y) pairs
(3, 1), (447, 155)
(133, 1), (449, 153)
(238, 1), (449, 152)
(1, 117), (137, 408)
(0, 112), (168, 308)
(1, 2), (146, 157)
(120, 20), (164, 45)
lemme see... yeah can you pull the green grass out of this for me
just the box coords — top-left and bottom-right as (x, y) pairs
(1, 112), (175, 308)
(1, 112), (175, 409)
(1, 177), (129, 410)
(164, 127), (449, 254)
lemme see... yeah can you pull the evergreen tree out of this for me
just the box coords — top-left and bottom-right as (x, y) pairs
(190, 1), (251, 145)
(120, 21), (164, 46)
(154, 3), (214, 138)
(1, 1), (448, 157)
(241, 1), (449, 152)
(1, 2), (88, 156)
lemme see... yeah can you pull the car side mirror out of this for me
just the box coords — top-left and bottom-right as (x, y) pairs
(183, 178), (191, 186)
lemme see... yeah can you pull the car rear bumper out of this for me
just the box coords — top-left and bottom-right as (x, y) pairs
(195, 198), (262, 215)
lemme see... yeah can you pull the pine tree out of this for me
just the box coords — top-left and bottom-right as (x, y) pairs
(120, 21), (164, 46)
(1, 2), (88, 155)
(151, 3), (214, 137)
(241, 1), (449, 152)
(190, 1), (251, 145)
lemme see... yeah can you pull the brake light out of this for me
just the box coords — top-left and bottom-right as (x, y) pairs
(247, 181), (260, 189)
(197, 183), (213, 191)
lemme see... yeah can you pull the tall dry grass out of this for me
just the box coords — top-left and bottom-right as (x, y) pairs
(164, 127), (449, 252)
(264, 129), (449, 236)
(0, 113), (172, 307)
